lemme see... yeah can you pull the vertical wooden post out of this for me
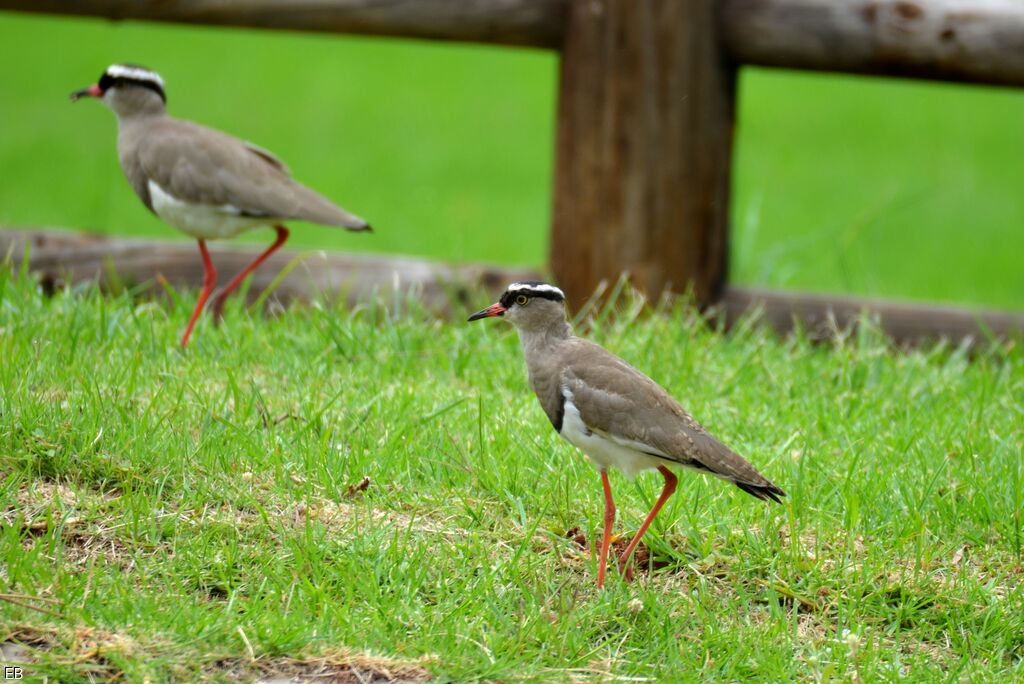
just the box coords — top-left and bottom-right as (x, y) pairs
(550, 0), (737, 308)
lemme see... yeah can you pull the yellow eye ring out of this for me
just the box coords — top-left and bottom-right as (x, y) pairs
(515, 295), (528, 306)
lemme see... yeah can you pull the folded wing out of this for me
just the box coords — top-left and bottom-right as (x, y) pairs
(136, 118), (370, 231)
(561, 339), (785, 502)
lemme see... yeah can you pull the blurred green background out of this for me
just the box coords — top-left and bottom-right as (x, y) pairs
(1, 12), (1022, 309)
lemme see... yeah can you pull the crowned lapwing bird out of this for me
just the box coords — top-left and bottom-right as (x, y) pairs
(469, 282), (785, 588)
(71, 64), (371, 347)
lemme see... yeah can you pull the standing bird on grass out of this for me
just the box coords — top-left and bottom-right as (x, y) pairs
(469, 282), (785, 588)
(71, 64), (371, 347)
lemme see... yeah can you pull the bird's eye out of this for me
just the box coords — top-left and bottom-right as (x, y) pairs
(515, 295), (528, 306)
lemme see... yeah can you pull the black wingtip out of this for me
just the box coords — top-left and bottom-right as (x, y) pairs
(735, 481), (787, 504)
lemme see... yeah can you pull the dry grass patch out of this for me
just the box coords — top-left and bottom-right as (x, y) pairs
(4, 479), (87, 527)
(0, 623), (145, 680)
(2, 478), (163, 572)
(1, 623), (435, 683)
(212, 650), (435, 683)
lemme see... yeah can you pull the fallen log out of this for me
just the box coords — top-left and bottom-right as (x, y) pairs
(721, 286), (1024, 344)
(0, 228), (541, 313)
(4, 229), (1021, 344)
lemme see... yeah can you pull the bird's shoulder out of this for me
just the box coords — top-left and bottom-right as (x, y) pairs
(557, 337), (679, 410)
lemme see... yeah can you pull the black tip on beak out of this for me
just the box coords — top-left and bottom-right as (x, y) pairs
(70, 84), (103, 102)
(468, 303), (506, 322)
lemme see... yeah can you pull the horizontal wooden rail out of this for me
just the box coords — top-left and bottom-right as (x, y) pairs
(6, 0), (1024, 87)
(721, 0), (1024, 87)
(0, 0), (567, 48)
(5, 230), (1022, 344)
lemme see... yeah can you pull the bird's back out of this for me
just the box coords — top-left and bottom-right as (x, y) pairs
(119, 116), (369, 230)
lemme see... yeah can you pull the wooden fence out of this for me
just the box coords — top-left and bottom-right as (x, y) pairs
(2, 0), (1023, 341)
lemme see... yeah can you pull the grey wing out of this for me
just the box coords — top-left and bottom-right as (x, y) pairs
(137, 119), (370, 230)
(561, 340), (785, 501)
(560, 342), (707, 463)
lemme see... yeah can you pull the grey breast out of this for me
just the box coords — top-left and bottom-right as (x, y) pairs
(523, 337), (573, 433)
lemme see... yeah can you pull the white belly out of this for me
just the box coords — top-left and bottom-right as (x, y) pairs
(148, 180), (270, 240)
(560, 390), (663, 478)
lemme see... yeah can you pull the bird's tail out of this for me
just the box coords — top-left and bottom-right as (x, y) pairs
(687, 433), (787, 504)
(733, 479), (787, 504)
(292, 183), (372, 232)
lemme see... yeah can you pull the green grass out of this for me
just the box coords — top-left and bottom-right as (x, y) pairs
(2, 13), (1024, 308)
(1, 268), (1022, 681)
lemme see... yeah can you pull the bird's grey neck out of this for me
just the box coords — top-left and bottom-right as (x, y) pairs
(117, 109), (166, 127)
(108, 90), (167, 121)
(515, 320), (573, 357)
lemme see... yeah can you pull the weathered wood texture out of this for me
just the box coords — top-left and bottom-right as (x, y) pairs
(722, 0), (1024, 86)
(0, 0), (567, 48)
(550, 0), (736, 308)
(722, 287), (1024, 344)
(8, 0), (1024, 85)
(0, 229), (540, 312)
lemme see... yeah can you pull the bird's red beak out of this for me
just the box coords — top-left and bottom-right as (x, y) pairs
(467, 302), (507, 321)
(70, 84), (103, 102)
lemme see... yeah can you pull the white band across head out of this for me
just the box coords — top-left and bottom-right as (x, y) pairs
(106, 64), (165, 88)
(507, 282), (565, 298)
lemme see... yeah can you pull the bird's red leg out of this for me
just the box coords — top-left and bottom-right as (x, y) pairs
(211, 225), (290, 322)
(618, 466), (678, 580)
(180, 240), (217, 348)
(597, 468), (616, 589)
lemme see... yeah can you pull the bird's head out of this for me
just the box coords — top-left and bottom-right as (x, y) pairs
(468, 281), (568, 333)
(71, 64), (167, 117)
